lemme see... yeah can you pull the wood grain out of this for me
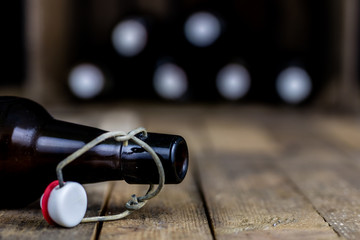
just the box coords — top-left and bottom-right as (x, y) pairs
(2, 104), (360, 239)
(313, 115), (360, 151)
(264, 112), (360, 239)
(99, 106), (213, 240)
(99, 172), (212, 240)
(193, 109), (341, 239)
(275, 149), (360, 240)
(205, 117), (279, 154)
(197, 151), (340, 239)
(0, 182), (108, 240)
(141, 106), (340, 239)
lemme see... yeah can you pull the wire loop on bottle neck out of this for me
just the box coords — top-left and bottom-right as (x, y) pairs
(55, 127), (165, 223)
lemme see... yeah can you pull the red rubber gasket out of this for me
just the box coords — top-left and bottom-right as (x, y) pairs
(41, 180), (59, 225)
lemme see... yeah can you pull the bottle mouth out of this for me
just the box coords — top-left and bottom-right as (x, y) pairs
(171, 136), (189, 183)
(121, 133), (189, 184)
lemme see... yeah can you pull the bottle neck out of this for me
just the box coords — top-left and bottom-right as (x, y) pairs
(38, 120), (190, 185)
(0, 96), (189, 208)
(35, 119), (124, 184)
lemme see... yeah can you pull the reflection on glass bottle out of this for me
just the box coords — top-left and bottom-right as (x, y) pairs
(216, 62), (251, 101)
(184, 11), (222, 48)
(111, 18), (148, 57)
(153, 59), (189, 101)
(68, 63), (107, 100)
(276, 65), (312, 105)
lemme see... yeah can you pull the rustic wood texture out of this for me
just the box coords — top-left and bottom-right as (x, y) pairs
(0, 182), (107, 240)
(99, 172), (212, 240)
(197, 152), (340, 240)
(262, 112), (360, 240)
(2, 104), (360, 239)
(99, 106), (213, 240)
(194, 108), (340, 239)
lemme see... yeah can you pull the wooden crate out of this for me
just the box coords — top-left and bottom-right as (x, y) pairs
(4, 0), (357, 111)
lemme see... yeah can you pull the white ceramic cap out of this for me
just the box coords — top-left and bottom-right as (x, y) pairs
(68, 63), (105, 99)
(276, 66), (312, 104)
(112, 19), (148, 57)
(216, 63), (251, 100)
(184, 11), (221, 47)
(47, 182), (87, 228)
(153, 63), (188, 100)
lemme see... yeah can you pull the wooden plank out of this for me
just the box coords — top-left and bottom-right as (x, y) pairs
(197, 151), (340, 239)
(100, 171), (212, 240)
(313, 115), (360, 150)
(99, 106), (213, 239)
(205, 117), (280, 154)
(312, 114), (360, 172)
(265, 113), (360, 239)
(193, 109), (341, 239)
(274, 149), (360, 240)
(138, 106), (340, 239)
(0, 182), (109, 240)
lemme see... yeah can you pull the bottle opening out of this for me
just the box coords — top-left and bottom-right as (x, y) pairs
(171, 137), (189, 183)
(121, 133), (189, 184)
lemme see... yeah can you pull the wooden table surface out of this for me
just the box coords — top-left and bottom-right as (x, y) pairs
(1, 103), (360, 240)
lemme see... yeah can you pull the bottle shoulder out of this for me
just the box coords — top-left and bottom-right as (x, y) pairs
(0, 96), (52, 129)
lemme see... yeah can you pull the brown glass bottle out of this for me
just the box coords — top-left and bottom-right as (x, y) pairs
(0, 97), (189, 208)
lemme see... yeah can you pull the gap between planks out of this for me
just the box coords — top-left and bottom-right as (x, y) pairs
(261, 111), (360, 240)
(138, 106), (338, 239)
(198, 109), (342, 239)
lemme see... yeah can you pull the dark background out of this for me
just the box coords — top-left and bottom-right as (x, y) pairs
(2, 0), (359, 110)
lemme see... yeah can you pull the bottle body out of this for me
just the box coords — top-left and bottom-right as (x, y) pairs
(0, 97), (188, 208)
